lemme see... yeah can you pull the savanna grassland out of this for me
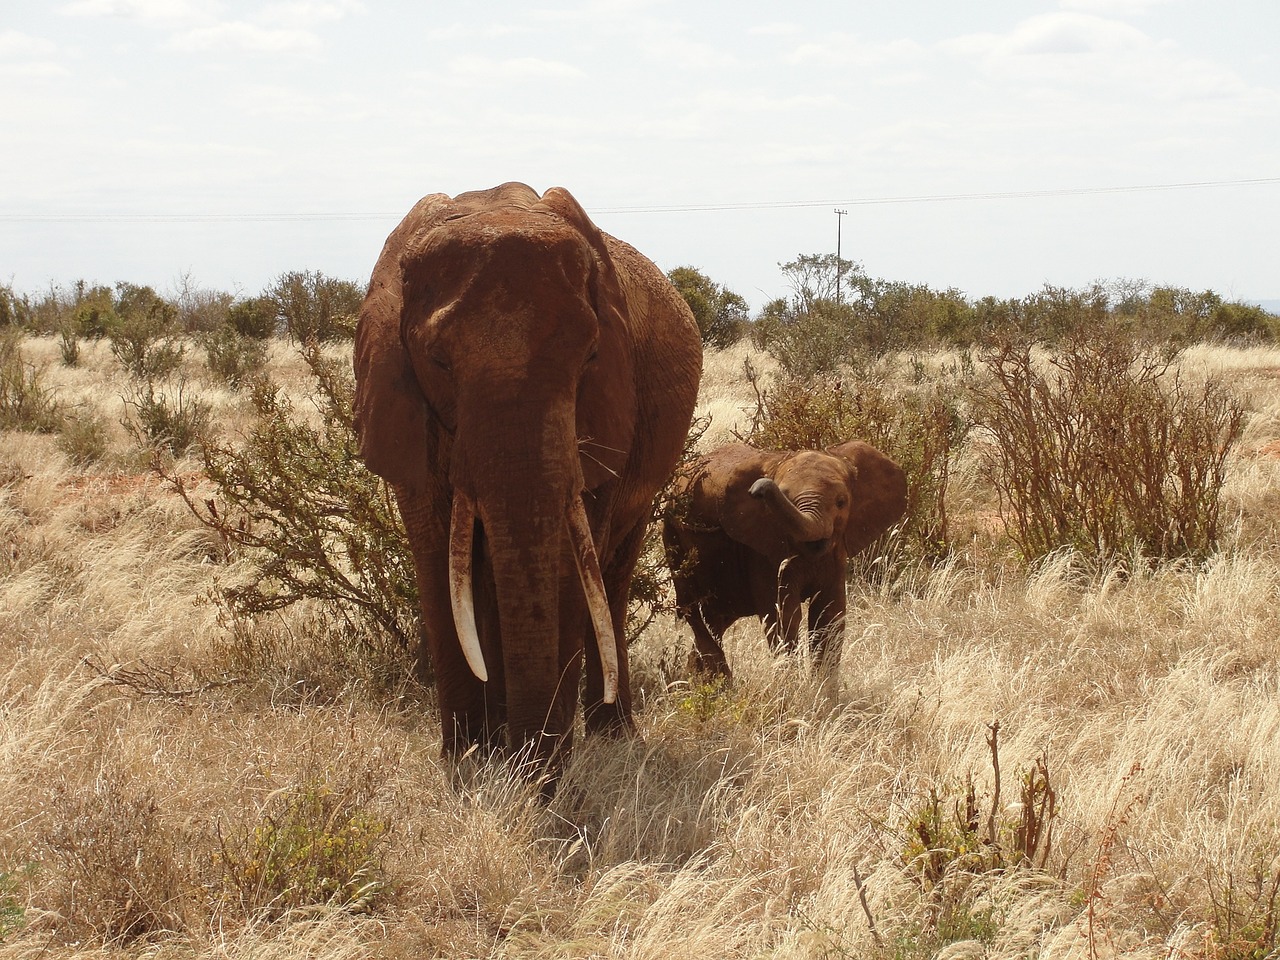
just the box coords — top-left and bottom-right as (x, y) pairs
(4, 319), (1280, 959)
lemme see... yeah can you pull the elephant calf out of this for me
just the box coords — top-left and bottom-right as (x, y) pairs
(662, 440), (907, 679)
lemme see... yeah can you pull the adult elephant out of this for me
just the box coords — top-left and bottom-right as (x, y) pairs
(662, 441), (906, 679)
(354, 182), (702, 775)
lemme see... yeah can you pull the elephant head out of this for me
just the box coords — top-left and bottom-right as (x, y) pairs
(352, 182), (700, 767)
(743, 450), (858, 561)
(718, 443), (896, 566)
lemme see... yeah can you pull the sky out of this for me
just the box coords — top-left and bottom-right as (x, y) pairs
(1, 0), (1278, 311)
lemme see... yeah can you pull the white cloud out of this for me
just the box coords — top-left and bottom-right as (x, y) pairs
(0, 62), (70, 78)
(61, 0), (213, 22)
(0, 29), (68, 78)
(944, 12), (1155, 60)
(447, 56), (586, 82)
(61, 0), (359, 55)
(639, 33), (736, 70)
(255, 0), (365, 28)
(937, 9), (1275, 115)
(1060, 0), (1172, 15)
(0, 29), (58, 58)
(169, 21), (323, 54)
(785, 33), (925, 69)
(748, 22), (802, 37)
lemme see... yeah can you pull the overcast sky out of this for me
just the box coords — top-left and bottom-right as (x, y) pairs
(2, 0), (1277, 309)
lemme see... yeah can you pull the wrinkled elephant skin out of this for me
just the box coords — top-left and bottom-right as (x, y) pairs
(353, 182), (702, 778)
(663, 441), (906, 679)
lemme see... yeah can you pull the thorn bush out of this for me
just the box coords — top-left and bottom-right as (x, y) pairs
(215, 777), (389, 918)
(970, 329), (1245, 562)
(163, 344), (418, 656)
(122, 378), (212, 456)
(0, 329), (63, 433)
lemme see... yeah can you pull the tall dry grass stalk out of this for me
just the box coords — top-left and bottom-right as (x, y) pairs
(1, 336), (1280, 958)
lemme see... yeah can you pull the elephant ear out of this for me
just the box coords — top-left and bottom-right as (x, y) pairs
(828, 441), (909, 556)
(537, 187), (637, 490)
(716, 446), (793, 559)
(352, 192), (455, 489)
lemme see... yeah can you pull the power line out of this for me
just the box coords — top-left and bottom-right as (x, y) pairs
(1, 175), (1275, 223)
(0, 212), (390, 223)
(593, 176), (1280, 214)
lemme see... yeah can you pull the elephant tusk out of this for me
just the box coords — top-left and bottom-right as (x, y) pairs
(448, 491), (489, 683)
(566, 495), (619, 704)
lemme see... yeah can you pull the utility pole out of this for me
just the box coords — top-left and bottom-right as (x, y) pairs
(834, 208), (848, 304)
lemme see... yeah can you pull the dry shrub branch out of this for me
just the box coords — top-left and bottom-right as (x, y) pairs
(971, 330), (1245, 562)
(161, 343), (418, 653)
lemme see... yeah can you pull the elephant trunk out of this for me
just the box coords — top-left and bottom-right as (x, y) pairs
(749, 476), (831, 546)
(448, 488), (618, 705)
(444, 397), (619, 754)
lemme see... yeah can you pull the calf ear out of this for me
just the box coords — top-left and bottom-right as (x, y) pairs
(352, 193), (452, 488)
(829, 441), (909, 556)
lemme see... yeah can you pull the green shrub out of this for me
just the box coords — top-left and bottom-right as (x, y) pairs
(57, 409), (111, 465)
(0, 868), (27, 942)
(173, 274), (233, 334)
(70, 284), (120, 340)
(227, 296), (277, 340)
(744, 360), (969, 559)
(1127, 285), (1276, 345)
(108, 284), (185, 381)
(122, 378), (212, 455)
(268, 270), (362, 343)
(0, 285), (28, 329)
(767, 300), (859, 377)
(57, 326), (81, 367)
(847, 276), (980, 351)
(0, 328), (63, 432)
(970, 329), (1245, 562)
(162, 344), (417, 653)
(216, 776), (388, 917)
(893, 725), (1058, 958)
(199, 324), (268, 388)
(667, 265), (750, 348)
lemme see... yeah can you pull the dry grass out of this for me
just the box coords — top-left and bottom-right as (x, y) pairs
(3, 336), (1280, 958)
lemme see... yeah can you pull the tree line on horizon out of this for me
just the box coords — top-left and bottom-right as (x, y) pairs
(2, 257), (1276, 368)
(669, 254), (1280, 366)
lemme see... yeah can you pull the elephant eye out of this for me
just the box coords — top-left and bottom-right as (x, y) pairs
(836, 495), (848, 509)
(429, 352), (451, 373)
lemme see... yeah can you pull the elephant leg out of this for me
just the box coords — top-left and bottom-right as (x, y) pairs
(583, 519), (643, 736)
(470, 532), (508, 747)
(760, 600), (802, 653)
(808, 585), (847, 670)
(664, 524), (734, 680)
(686, 603), (732, 679)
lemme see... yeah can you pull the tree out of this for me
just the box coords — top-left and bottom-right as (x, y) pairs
(267, 271), (363, 343)
(667, 266), (749, 348)
(226, 297), (277, 340)
(779, 252), (861, 312)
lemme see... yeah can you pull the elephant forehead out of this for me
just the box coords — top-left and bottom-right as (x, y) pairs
(778, 451), (846, 484)
(414, 214), (593, 285)
(409, 226), (599, 357)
